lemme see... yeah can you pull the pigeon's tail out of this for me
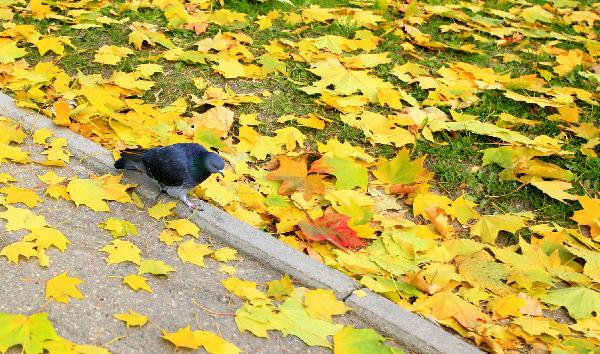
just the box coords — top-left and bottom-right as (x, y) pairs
(114, 148), (148, 172)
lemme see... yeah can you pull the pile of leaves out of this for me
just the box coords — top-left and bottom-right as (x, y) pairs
(0, 0), (599, 352)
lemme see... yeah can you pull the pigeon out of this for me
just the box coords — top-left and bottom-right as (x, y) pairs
(114, 143), (224, 209)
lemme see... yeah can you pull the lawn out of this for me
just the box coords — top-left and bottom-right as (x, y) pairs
(1, 0), (600, 352)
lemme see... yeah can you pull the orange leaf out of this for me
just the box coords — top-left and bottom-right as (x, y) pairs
(267, 155), (325, 200)
(54, 100), (70, 126)
(298, 213), (366, 249)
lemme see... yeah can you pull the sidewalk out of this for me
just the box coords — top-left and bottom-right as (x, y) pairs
(0, 123), (395, 352)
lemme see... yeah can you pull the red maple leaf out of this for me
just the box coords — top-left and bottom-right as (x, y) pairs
(298, 213), (366, 249)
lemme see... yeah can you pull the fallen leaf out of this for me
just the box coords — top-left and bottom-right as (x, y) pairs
(99, 239), (142, 265)
(148, 201), (177, 219)
(299, 213), (366, 249)
(138, 259), (175, 276)
(122, 274), (152, 293)
(304, 289), (350, 321)
(45, 273), (84, 304)
(177, 240), (213, 267)
(114, 310), (148, 327)
(333, 326), (398, 354)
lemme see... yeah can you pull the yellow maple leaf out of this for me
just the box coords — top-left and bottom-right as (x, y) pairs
(111, 71), (155, 92)
(554, 50), (583, 76)
(37, 162), (61, 184)
(303, 58), (392, 101)
(512, 316), (561, 337)
(114, 310), (148, 327)
(96, 174), (135, 204)
(148, 201), (177, 219)
(0, 186), (42, 208)
(0, 173), (17, 183)
(212, 247), (238, 262)
(0, 241), (37, 264)
(415, 290), (488, 329)
(195, 330), (241, 354)
(191, 106), (234, 134)
(219, 265), (236, 275)
(99, 239), (142, 265)
(529, 180), (578, 202)
(99, 218), (137, 238)
(53, 100), (71, 126)
(341, 111), (414, 148)
(273, 127), (305, 152)
(28, 0), (52, 19)
(45, 184), (71, 201)
(304, 289), (350, 321)
(34, 36), (70, 55)
(319, 92), (368, 114)
(177, 240), (213, 267)
(212, 56), (247, 78)
(449, 195), (480, 225)
(122, 274), (152, 293)
(32, 128), (54, 145)
(23, 227), (70, 251)
(93, 45), (134, 65)
(45, 272), (84, 304)
(209, 9), (247, 26)
(138, 259), (175, 275)
(572, 196), (600, 240)
(159, 229), (183, 246)
(0, 144), (30, 164)
(162, 326), (202, 349)
(128, 29), (152, 50)
(66, 177), (110, 212)
(0, 206), (48, 231)
(488, 294), (526, 319)
(235, 126), (281, 160)
(134, 63), (163, 78)
(470, 214), (528, 244)
(0, 39), (27, 64)
(373, 148), (432, 187)
(0, 118), (27, 145)
(41, 138), (71, 166)
(266, 275), (294, 300)
(221, 277), (270, 305)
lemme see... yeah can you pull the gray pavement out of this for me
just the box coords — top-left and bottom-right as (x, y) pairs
(0, 135), (383, 353)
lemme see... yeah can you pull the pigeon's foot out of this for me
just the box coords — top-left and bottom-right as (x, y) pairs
(154, 189), (166, 203)
(184, 198), (202, 211)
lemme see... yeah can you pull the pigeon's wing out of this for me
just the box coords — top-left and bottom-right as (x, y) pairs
(142, 145), (198, 187)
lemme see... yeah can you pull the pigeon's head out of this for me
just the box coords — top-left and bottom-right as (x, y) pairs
(204, 152), (225, 177)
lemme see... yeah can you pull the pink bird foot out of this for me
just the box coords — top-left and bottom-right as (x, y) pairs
(184, 199), (202, 210)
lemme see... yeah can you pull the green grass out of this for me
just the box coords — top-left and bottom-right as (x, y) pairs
(8, 0), (598, 229)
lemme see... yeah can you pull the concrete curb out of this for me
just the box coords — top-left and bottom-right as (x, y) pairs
(0, 92), (484, 354)
(347, 289), (483, 354)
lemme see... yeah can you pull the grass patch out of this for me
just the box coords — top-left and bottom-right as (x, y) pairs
(6, 0), (597, 228)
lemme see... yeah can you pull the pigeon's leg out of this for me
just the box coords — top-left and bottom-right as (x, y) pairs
(154, 188), (166, 203)
(154, 184), (167, 204)
(165, 186), (203, 211)
(182, 195), (202, 210)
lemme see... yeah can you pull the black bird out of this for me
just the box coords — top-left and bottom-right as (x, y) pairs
(114, 143), (224, 209)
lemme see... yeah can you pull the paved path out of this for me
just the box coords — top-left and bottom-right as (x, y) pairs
(0, 133), (382, 353)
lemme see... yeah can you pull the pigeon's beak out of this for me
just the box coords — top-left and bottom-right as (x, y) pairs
(218, 169), (224, 177)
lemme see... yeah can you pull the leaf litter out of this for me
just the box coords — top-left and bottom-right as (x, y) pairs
(0, 0), (598, 352)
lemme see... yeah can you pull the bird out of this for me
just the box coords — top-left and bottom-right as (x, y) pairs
(114, 143), (224, 209)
